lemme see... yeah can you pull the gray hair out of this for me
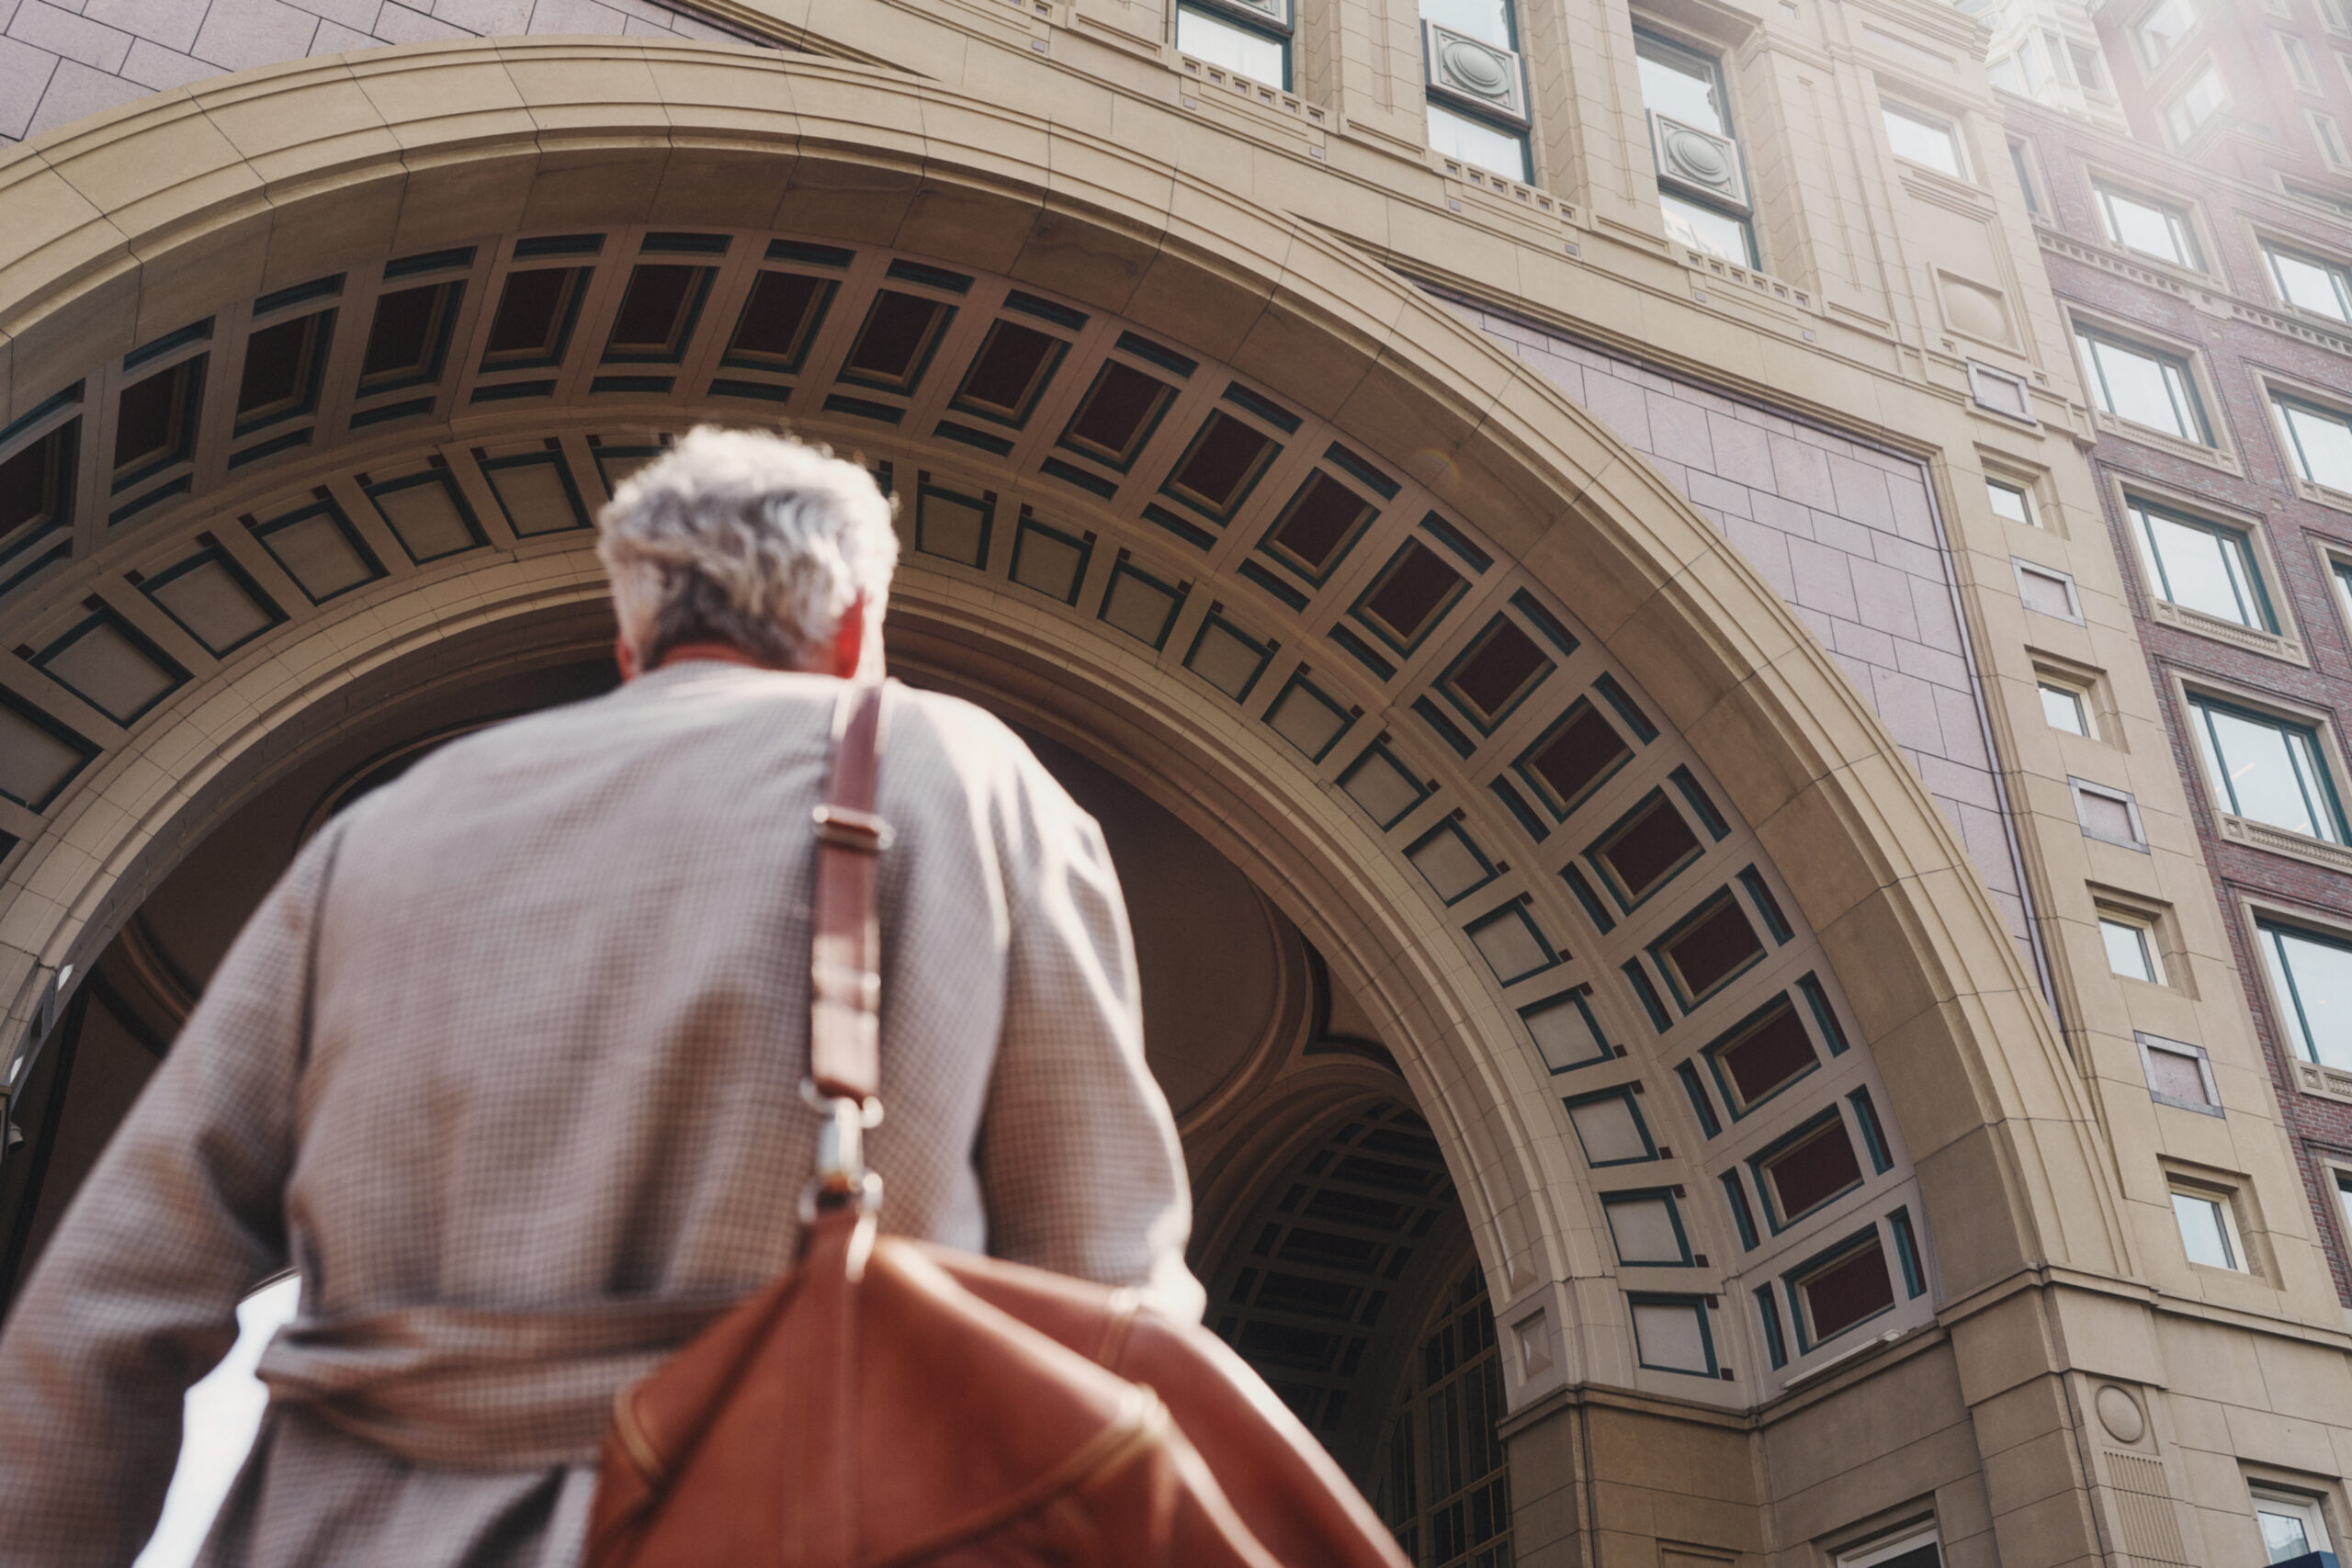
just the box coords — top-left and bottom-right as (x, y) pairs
(596, 427), (899, 671)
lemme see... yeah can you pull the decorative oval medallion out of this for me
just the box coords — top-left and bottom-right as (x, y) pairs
(1442, 39), (1511, 99)
(1666, 128), (1730, 186)
(2094, 1384), (2146, 1445)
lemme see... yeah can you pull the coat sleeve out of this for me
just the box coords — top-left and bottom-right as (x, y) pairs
(976, 751), (1206, 1325)
(0, 820), (345, 1568)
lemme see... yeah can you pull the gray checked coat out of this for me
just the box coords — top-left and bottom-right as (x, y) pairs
(0, 661), (1204, 1567)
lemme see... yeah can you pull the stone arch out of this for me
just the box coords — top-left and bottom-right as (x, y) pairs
(0, 40), (2125, 1432)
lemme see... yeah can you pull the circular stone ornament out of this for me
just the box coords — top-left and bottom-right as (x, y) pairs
(1442, 39), (1511, 99)
(2094, 1384), (2146, 1445)
(1666, 129), (1730, 186)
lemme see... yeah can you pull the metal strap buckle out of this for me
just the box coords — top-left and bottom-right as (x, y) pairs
(812, 805), (894, 853)
(799, 1082), (886, 1220)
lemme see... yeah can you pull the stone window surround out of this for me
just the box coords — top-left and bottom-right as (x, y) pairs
(2164, 1161), (2264, 1280)
(1829, 1518), (1943, 1568)
(1628, 11), (1764, 271)
(1979, 446), (2063, 536)
(2310, 536), (2352, 652)
(2255, 367), (2352, 520)
(2078, 158), (2215, 278)
(2241, 1467), (2347, 1564)
(2107, 472), (2310, 668)
(1872, 81), (1977, 187)
(2030, 649), (2120, 747)
(2091, 882), (2192, 996)
(2235, 887), (2352, 1106)
(2248, 224), (2352, 324)
(2064, 303), (2241, 475)
(2171, 669), (2352, 876)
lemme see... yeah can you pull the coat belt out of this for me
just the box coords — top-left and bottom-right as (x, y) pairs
(254, 1295), (742, 1472)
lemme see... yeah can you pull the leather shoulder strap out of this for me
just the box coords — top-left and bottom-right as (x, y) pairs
(808, 680), (890, 1104)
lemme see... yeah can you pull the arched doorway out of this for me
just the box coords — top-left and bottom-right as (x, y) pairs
(0, 42), (2116, 1566)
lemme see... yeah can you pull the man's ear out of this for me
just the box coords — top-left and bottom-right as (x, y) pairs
(830, 593), (869, 679)
(615, 632), (641, 682)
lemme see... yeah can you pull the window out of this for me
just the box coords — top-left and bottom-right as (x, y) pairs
(2165, 63), (2225, 141)
(2103, 915), (2161, 981)
(1988, 52), (2026, 94)
(2126, 499), (2273, 629)
(2325, 0), (2348, 32)
(1422, 0), (1529, 181)
(1176, 4), (1289, 85)
(2070, 40), (2109, 89)
(2008, 141), (2041, 211)
(2335, 1169), (2352, 1243)
(2274, 394), (2352, 492)
(2171, 1185), (2243, 1269)
(1636, 33), (1758, 266)
(2252, 1487), (2333, 1564)
(2334, 558), (2352, 625)
(2138, 0), (2196, 65)
(1987, 477), (2036, 524)
(2265, 243), (2352, 321)
(2283, 30), (2323, 88)
(2075, 328), (2210, 443)
(2316, 111), (2351, 168)
(2043, 682), (2093, 736)
(1883, 103), (1965, 177)
(2188, 695), (2347, 842)
(2095, 185), (2199, 267)
(1838, 1527), (1943, 1568)
(2258, 919), (2352, 1067)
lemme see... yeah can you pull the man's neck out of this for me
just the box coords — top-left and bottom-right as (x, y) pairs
(652, 641), (772, 672)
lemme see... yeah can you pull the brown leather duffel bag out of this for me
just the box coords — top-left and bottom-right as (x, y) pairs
(583, 681), (1411, 1568)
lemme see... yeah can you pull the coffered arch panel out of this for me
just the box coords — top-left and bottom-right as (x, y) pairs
(0, 39), (2122, 1414)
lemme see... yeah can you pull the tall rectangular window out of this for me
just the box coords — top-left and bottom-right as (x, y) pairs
(2253, 1488), (2334, 1565)
(2137, 0), (2196, 65)
(2189, 695), (2347, 842)
(1421, 0), (1530, 180)
(2260, 919), (2352, 1067)
(2274, 394), (2352, 491)
(1176, 4), (1290, 84)
(2075, 327), (2211, 443)
(2315, 111), (2351, 167)
(1637, 33), (1758, 266)
(2165, 62), (2225, 141)
(2265, 243), (2352, 321)
(2127, 499), (2273, 629)
(2095, 185), (2199, 267)
(2281, 30), (2323, 88)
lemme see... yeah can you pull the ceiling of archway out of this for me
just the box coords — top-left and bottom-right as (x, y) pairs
(0, 219), (1953, 1407)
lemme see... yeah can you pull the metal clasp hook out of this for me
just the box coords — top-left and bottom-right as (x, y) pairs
(799, 1081), (885, 1222)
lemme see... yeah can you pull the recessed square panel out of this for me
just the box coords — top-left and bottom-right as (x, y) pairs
(0, 690), (96, 809)
(251, 500), (384, 603)
(1098, 560), (1187, 649)
(1514, 698), (1631, 820)
(32, 608), (187, 726)
(604, 265), (714, 363)
(1059, 361), (1178, 471)
(913, 483), (992, 568)
(359, 279), (465, 396)
(1336, 739), (1427, 829)
(1437, 613), (1553, 732)
(1184, 610), (1273, 701)
(1702, 996), (1817, 1117)
(367, 470), (485, 564)
(1604, 1192), (1691, 1265)
(1263, 671), (1353, 761)
(1589, 790), (1702, 911)
(839, 291), (956, 394)
(113, 356), (206, 492)
(1562, 1086), (1655, 1166)
(139, 546), (281, 657)
(1403, 818), (1498, 905)
(723, 271), (835, 374)
(592, 444), (670, 498)
(235, 310), (335, 436)
(951, 320), (1067, 428)
(1521, 987), (1611, 1074)
(1259, 471), (1378, 585)
(1160, 411), (1281, 525)
(1630, 1295), (1714, 1374)
(481, 267), (592, 372)
(1464, 899), (1562, 985)
(1652, 889), (1765, 1010)
(1350, 538), (1466, 654)
(481, 453), (591, 538)
(1010, 515), (1091, 604)
(0, 417), (78, 565)
(1755, 1112), (1862, 1229)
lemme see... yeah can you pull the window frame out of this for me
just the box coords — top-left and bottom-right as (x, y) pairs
(2071, 319), (2216, 449)
(2100, 910), (2163, 982)
(2091, 181), (2203, 269)
(1634, 28), (1758, 268)
(2184, 687), (2352, 847)
(2250, 1483), (2335, 1564)
(1173, 2), (1294, 89)
(2314, 109), (2352, 169)
(2269, 384), (2352, 505)
(2169, 1179), (2247, 1271)
(2282, 28), (2324, 91)
(2136, 0), (2198, 67)
(2164, 59), (2226, 144)
(2123, 495), (2278, 634)
(2262, 239), (2352, 321)
(1835, 1521), (1943, 1568)
(2041, 678), (2094, 738)
(2255, 912), (2352, 1070)
(1880, 99), (1970, 180)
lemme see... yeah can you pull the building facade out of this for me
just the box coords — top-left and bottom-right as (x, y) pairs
(0, 0), (2347, 1564)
